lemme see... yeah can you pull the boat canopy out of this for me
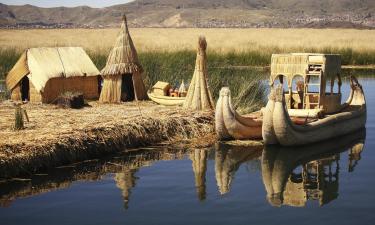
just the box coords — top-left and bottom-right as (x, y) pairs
(270, 53), (341, 86)
(270, 53), (343, 113)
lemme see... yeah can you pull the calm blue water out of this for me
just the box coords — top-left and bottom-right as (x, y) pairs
(0, 76), (374, 225)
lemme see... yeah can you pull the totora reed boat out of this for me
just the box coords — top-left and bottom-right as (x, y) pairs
(147, 92), (186, 106)
(215, 87), (312, 141)
(263, 53), (366, 146)
(215, 87), (263, 140)
(147, 81), (186, 106)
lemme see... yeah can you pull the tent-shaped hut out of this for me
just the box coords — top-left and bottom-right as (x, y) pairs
(99, 15), (147, 103)
(183, 36), (214, 111)
(6, 47), (100, 103)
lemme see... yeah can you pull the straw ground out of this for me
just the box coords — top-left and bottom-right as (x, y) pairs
(0, 101), (214, 178)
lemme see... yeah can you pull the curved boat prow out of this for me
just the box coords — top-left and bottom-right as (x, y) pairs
(271, 76), (367, 146)
(215, 88), (231, 140)
(347, 76), (366, 108)
(262, 88), (278, 145)
(215, 87), (262, 140)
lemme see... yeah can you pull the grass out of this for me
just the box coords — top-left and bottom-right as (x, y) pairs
(72, 49), (268, 112)
(1, 28), (375, 110)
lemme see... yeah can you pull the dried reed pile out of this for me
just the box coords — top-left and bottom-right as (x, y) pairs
(0, 101), (214, 178)
(183, 36), (215, 111)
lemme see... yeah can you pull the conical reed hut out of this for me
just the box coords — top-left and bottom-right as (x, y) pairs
(183, 36), (214, 111)
(99, 14), (147, 103)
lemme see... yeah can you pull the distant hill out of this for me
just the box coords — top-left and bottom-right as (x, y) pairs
(0, 0), (374, 28)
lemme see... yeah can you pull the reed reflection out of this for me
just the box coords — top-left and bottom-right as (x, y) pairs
(190, 149), (208, 201)
(115, 169), (138, 209)
(0, 149), (187, 208)
(215, 143), (262, 195)
(261, 129), (366, 207)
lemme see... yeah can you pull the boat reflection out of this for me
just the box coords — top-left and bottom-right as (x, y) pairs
(261, 129), (366, 207)
(0, 131), (366, 209)
(214, 142), (262, 195)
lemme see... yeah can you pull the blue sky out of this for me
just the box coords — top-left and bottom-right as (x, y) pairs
(1, 0), (134, 8)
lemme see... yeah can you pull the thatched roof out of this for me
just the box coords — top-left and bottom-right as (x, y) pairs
(101, 15), (143, 76)
(6, 47), (100, 92)
(270, 53), (341, 85)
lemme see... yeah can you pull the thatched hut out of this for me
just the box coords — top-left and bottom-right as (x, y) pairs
(99, 15), (147, 103)
(6, 47), (100, 103)
(183, 36), (214, 111)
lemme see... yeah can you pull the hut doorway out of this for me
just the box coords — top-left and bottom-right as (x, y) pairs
(121, 74), (135, 101)
(98, 76), (103, 95)
(20, 76), (29, 101)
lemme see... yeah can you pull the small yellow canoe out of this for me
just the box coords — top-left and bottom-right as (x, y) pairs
(148, 92), (186, 106)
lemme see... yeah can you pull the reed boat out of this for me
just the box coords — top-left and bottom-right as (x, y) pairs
(147, 81), (186, 106)
(215, 87), (263, 140)
(263, 53), (366, 146)
(215, 87), (313, 141)
(269, 77), (366, 146)
(147, 92), (186, 106)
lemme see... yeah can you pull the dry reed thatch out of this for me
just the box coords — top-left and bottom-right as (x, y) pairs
(6, 47), (100, 103)
(101, 15), (143, 76)
(183, 36), (215, 111)
(7, 47), (100, 92)
(0, 101), (214, 178)
(99, 15), (147, 103)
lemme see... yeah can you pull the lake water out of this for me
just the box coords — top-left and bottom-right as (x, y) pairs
(1, 74), (375, 225)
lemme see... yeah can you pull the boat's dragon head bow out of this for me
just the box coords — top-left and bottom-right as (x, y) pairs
(348, 76), (366, 108)
(219, 87), (231, 97)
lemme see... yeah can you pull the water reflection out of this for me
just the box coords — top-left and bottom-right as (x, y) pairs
(0, 130), (366, 209)
(190, 149), (208, 201)
(215, 143), (262, 195)
(115, 169), (138, 209)
(261, 129), (366, 207)
(0, 148), (188, 208)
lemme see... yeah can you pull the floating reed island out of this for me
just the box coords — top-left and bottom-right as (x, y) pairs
(0, 102), (214, 178)
(0, 15), (223, 179)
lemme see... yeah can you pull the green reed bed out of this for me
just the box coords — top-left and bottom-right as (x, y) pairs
(2, 47), (375, 111)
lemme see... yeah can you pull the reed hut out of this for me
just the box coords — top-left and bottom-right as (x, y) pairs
(183, 36), (214, 111)
(6, 47), (100, 103)
(99, 15), (147, 103)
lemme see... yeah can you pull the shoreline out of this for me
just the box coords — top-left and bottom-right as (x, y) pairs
(0, 101), (214, 178)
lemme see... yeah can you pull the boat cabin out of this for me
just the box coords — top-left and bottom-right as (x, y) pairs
(270, 53), (342, 115)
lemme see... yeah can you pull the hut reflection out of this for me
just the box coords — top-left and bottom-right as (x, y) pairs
(0, 148), (187, 208)
(215, 143), (262, 195)
(190, 149), (208, 201)
(115, 169), (138, 209)
(262, 129), (366, 207)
